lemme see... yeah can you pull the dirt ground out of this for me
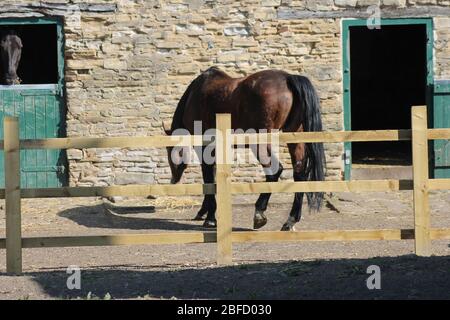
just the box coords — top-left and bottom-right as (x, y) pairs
(0, 190), (449, 300)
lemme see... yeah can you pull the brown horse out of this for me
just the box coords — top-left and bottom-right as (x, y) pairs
(163, 67), (325, 231)
(0, 31), (22, 85)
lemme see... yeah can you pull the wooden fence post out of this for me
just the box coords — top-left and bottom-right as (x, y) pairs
(411, 106), (431, 256)
(216, 114), (233, 265)
(4, 116), (22, 274)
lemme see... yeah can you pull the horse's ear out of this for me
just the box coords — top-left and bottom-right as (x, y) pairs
(162, 120), (172, 135)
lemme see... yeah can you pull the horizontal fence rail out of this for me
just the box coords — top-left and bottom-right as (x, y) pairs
(0, 127), (448, 151)
(2, 228), (450, 250)
(0, 105), (449, 274)
(0, 184), (217, 199)
(0, 179), (448, 200)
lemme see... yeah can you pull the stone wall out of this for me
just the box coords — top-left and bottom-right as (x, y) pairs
(434, 16), (450, 80)
(0, 0), (449, 186)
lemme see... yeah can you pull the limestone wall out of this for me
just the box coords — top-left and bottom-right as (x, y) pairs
(0, 0), (449, 186)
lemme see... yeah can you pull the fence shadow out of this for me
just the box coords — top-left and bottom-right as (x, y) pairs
(57, 204), (251, 232)
(18, 255), (450, 299)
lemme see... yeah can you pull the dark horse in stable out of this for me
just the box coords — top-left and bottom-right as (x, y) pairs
(0, 30), (22, 85)
(163, 67), (325, 231)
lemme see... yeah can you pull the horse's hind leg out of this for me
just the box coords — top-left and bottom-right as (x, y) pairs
(281, 143), (307, 231)
(253, 144), (283, 229)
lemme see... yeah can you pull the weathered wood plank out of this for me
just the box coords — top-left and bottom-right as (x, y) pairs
(430, 228), (450, 240)
(0, 229), (421, 249)
(233, 130), (412, 145)
(412, 106), (431, 257)
(9, 183), (215, 198)
(0, 127), (447, 151)
(1, 228), (449, 249)
(232, 229), (415, 242)
(427, 128), (450, 140)
(231, 180), (413, 194)
(216, 114), (233, 265)
(4, 117), (22, 274)
(0, 179), (417, 199)
(0, 232), (216, 248)
(0, 184), (214, 199)
(429, 179), (450, 190)
(19, 135), (206, 149)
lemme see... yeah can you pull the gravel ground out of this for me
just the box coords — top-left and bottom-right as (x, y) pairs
(0, 190), (449, 299)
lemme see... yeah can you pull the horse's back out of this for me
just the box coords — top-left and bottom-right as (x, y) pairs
(182, 67), (296, 131)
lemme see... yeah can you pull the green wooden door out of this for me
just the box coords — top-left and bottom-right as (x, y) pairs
(342, 19), (434, 180)
(433, 80), (450, 178)
(0, 17), (66, 188)
(0, 85), (67, 187)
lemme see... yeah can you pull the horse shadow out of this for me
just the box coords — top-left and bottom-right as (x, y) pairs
(57, 202), (251, 232)
(11, 255), (450, 299)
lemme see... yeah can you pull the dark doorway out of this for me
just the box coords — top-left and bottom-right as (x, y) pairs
(0, 24), (58, 84)
(350, 24), (427, 165)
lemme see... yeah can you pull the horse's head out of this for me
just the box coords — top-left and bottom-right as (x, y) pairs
(163, 120), (187, 184)
(0, 31), (22, 85)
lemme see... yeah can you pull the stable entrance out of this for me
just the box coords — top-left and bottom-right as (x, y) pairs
(0, 18), (67, 187)
(342, 19), (434, 180)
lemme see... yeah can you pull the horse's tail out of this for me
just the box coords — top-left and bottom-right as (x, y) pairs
(286, 75), (326, 212)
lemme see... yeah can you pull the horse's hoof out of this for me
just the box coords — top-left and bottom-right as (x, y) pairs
(203, 220), (217, 228)
(280, 223), (296, 232)
(253, 211), (267, 229)
(193, 213), (205, 221)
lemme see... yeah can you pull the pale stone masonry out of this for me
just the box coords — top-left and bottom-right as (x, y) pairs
(0, 1), (449, 186)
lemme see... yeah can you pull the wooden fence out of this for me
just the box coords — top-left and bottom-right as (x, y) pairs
(1, 105), (450, 274)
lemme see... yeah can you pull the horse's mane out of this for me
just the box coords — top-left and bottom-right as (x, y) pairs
(170, 67), (221, 131)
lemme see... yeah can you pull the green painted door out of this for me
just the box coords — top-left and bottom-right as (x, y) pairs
(433, 80), (450, 178)
(0, 17), (67, 188)
(0, 85), (67, 187)
(342, 19), (434, 180)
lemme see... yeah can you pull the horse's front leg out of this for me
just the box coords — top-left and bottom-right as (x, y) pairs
(193, 197), (208, 220)
(201, 162), (217, 228)
(192, 147), (208, 220)
(193, 160), (217, 228)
